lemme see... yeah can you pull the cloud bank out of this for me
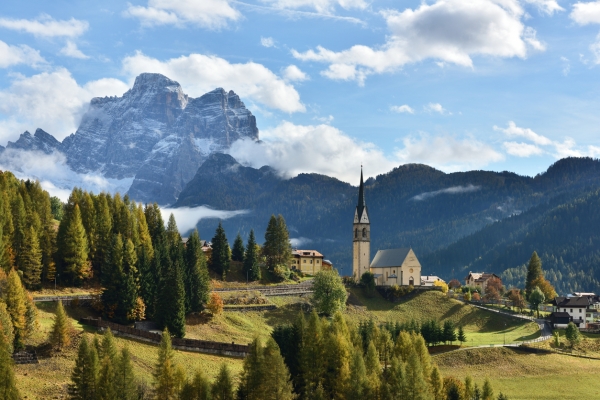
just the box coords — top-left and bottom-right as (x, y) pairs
(0, 15), (89, 38)
(160, 206), (249, 234)
(260, 0), (368, 14)
(411, 184), (481, 201)
(0, 40), (46, 68)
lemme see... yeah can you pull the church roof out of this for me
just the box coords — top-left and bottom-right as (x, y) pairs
(356, 167), (368, 221)
(370, 248), (412, 268)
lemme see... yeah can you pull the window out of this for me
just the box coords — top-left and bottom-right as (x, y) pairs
(310, 260), (313, 264)
(303, 259), (306, 263)
(570, 309), (573, 313)
(317, 260), (320, 264)
(362, 228), (367, 238)
(354, 228), (358, 238)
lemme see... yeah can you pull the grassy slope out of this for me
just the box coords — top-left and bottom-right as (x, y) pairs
(435, 347), (600, 400)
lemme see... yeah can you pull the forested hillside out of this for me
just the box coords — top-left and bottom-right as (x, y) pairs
(423, 188), (600, 294)
(178, 156), (600, 283)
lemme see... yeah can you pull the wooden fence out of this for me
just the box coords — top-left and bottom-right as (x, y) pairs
(81, 318), (250, 358)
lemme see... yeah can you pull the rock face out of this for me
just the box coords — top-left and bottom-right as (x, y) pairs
(60, 73), (259, 204)
(6, 129), (63, 154)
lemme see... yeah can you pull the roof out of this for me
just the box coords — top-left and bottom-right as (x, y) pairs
(553, 296), (590, 307)
(550, 312), (570, 318)
(421, 275), (442, 282)
(322, 260), (333, 266)
(465, 272), (499, 282)
(370, 248), (411, 268)
(292, 250), (323, 258)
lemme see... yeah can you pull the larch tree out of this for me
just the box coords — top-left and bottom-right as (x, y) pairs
(243, 229), (260, 282)
(346, 348), (369, 400)
(211, 363), (235, 400)
(5, 269), (27, 349)
(430, 365), (444, 400)
(0, 302), (14, 354)
(300, 311), (325, 398)
(481, 378), (494, 400)
(21, 225), (43, 289)
(154, 328), (179, 400)
(184, 230), (210, 313)
(262, 337), (295, 400)
(69, 336), (99, 400)
(0, 323), (20, 400)
(62, 204), (91, 285)
(181, 368), (211, 400)
(114, 347), (138, 400)
(238, 338), (265, 400)
(211, 222), (230, 279)
(50, 300), (72, 351)
(94, 194), (113, 279)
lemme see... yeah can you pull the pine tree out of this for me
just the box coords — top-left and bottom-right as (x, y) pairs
(405, 347), (433, 400)
(386, 356), (407, 399)
(300, 311), (324, 398)
(144, 203), (166, 247)
(464, 376), (475, 400)
(135, 204), (154, 261)
(50, 300), (71, 351)
(139, 243), (157, 319)
(154, 329), (178, 400)
(0, 302), (14, 354)
(430, 365), (444, 400)
(346, 348), (369, 400)
(243, 230), (261, 282)
(457, 326), (466, 344)
(482, 378), (494, 400)
(94, 194), (113, 279)
(232, 233), (245, 263)
(525, 251), (543, 297)
(0, 322), (19, 400)
(165, 214), (181, 250)
(5, 269), (27, 349)
(98, 355), (117, 400)
(62, 204), (91, 285)
(114, 347), (138, 400)
(21, 226), (43, 289)
(364, 341), (381, 398)
(10, 194), (26, 270)
(211, 222), (230, 279)
(184, 230), (210, 313)
(79, 192), (97, 270)
(211, 363), (235, 400)
(70, 336), (99, 400)
(157, 257), (186, 338)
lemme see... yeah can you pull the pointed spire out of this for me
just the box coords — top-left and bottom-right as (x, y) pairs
(357, 166), (365, 209)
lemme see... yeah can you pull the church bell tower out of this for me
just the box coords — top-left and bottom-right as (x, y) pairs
(352, 167), (370, 281)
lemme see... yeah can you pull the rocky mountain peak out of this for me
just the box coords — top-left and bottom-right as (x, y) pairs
(6, 128), (62, 154)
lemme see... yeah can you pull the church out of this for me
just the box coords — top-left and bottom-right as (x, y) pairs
(352, 168), (422, 287)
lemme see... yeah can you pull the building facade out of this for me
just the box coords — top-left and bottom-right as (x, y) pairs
(352, 167), (370, 281)
(369, 248), (422, 286)
(464, 272), (501, 293)
(291, 250), (328, 275)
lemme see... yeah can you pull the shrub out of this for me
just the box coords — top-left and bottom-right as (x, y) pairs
(206, 293), (224, 315)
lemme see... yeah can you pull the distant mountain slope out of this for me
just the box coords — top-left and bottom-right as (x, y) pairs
(176, 156), (600, 283)
(422, 187), (600, 294)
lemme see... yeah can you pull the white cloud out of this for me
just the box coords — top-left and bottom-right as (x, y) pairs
(523, 0), (564, 15)
(390, 105), (414, 114)
(494, 121), (552, 145)
(124, 0), (241, 30)
(282, 65), (309, 82)
(395, 134), (505, 171)
(570, 1), (600, 25)
(0, 40), (46, 68)
(502, 141), (544, 157)
(260, 0), (368, 14)
(122, 51), (305, 113)
(59, 41), (89, 59)
(425, 103), (451, 115)
(160, 206), (249, 233)
(293, 0), (544, 84)
(314, 115), (334, 123)
(229, 121), (395, 184)
(0, 68), (129, 144)
(592, 33), (600, 64)
(411, 184), (481, 201)
(0, 149), (133, 201)
(290, 237), (313, 247)
(261, 37), (276, 47)
(230, 121), (505, 183)
(0, 15), (88, 38)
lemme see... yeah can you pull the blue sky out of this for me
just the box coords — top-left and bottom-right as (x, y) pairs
(1, 0), (600, 184)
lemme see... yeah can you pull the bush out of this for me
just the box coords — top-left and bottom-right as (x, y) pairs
(360, 272), (376, 297)
(206, 293), (224, 315)
(388, 284), (414, 299)
(273, 264), (291, 282)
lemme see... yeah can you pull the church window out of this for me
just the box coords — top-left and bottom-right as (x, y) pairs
(362, 228), (367, 238)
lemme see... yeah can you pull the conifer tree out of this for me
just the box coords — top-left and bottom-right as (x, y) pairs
(232, 233), (245, 263)
(347, 348), (369, 400)
(482, 378), (494, 400)
(136, 204), (154, 261)
(157, 257), (186, 338)
(165, 214), (181, 250)
(385, 356), (407, 399)
(181, 368), (211, 400)
(405, 347), (433, 400)
(21, 226), (43, 289)
(0, 323), (19, 400)
(243, 230), (261, 282)
(0, 302), (14, 354)
(238, 337), (265, 400)
(300, 311), (324, 398)
(184, 230), (210, 313)
(212, 363), (235, 400)
(98, 355), (117, 400)
(263, 214), (292, 270)
(154, 328), (178, 400)
(79, 192), (97, 269)
(94, 194), (113, 278)
(23, 292), (38, 340)
(464, 376), (475, 400)
(211, 222), (230, 279)
(144, 203), (166, 247)
(364, 341), (381, 398)
(114, 347), (138, 400)
(70, 336), (99, 400)
(525, 251), (543, 298)
(10, 194), (26, 269)
(262, 337), (295, 400)
(457, 326), (467, 344)
(5, 269), (27, 349)
(50, 300), (72, 351)
(430, 365), (444, 400)
(62, 204), (91, 285)
(138, 244), (157, 319)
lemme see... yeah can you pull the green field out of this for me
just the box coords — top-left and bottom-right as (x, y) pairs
(435, 347), (600, 400)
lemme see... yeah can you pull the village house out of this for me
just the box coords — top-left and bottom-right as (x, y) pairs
(369, 248), (422, 287)
(464, 272), (501, 292)
(290, 249), (330, 275)
(551, 296), (590, 329)
(421, 275), (445, 287)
